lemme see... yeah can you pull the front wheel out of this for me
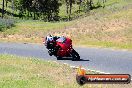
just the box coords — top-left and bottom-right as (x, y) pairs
(71, 49), (80, 61)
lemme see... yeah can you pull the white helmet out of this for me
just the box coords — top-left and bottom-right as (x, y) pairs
(46, 35), (53, 42)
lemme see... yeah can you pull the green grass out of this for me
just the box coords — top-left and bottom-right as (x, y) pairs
(76, 40), (132, 50)
(2, 19), (74, 35)
(0, 54), (102, 88)
(15, 20), (73, 31)
(0, 54), (58, 88)
(0, 18), (15, 32)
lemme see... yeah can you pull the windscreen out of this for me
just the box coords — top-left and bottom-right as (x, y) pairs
(56, 37), (66, 43)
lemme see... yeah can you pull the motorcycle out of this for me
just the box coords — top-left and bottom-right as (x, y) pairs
(44, 36), (80, 61)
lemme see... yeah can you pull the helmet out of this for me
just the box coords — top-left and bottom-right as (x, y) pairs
(46, 35), (53, 42)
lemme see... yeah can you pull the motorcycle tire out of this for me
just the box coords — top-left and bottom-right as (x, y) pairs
(71, 49), (80, 61)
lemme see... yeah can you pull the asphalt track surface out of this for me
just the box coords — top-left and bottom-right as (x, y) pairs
(0, 42), (132, 75)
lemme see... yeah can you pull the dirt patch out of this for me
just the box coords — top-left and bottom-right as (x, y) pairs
(103, 19), (132, 32)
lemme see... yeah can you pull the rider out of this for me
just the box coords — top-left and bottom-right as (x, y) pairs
(45, 35), (60, 56)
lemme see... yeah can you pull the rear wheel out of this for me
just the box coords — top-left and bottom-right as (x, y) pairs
(71, 49), (80, 61)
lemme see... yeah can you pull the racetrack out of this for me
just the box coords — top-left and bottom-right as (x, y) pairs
(0, 42), (132, 75)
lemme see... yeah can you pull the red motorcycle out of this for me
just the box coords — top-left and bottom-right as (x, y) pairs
(44, 36), (80, 61)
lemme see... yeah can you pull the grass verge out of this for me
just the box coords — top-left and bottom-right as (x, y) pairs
(0, 54), (99, 88)
(0, 54), (131, 88)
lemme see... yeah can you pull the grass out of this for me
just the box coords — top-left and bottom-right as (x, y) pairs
(0, 18), (15, 32)
(0, 54), (102, 88)
(0, 19), (74, 36)
(14, 20), (73, 31)
(76, 40), (132, 50)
